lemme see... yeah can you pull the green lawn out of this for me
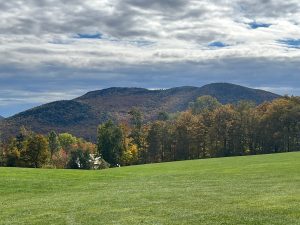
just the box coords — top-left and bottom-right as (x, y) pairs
(0, 152), (300, 225)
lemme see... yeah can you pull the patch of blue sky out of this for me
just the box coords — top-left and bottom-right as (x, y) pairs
(248, 22), (271, 29)
(76, 33), (103, 39)
(208, 41), (229, 48)
(278, 39), (300, 49)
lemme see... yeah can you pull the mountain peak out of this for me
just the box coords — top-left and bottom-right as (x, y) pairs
(77, 87), (152, 100)
(198, 82), (279, 104)
(201, 82), (262, 91)
(0, 83), (280, 141)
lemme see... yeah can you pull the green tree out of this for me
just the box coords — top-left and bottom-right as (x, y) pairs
(15, 126), (31, 153)
(58, 133), (77, 153)
(67, 149), (91, 169)
(147, 121), (164, 162)
(157, 111), (170, 121)
(128, 108), (143, 149)
(0, 132), (4, 166)
(97, 120), (124, 166)
(190, 95), (221, 114)
(26, 134), (50, 168)
(48, 131), (61, 158)
(5, 138), (21, 167)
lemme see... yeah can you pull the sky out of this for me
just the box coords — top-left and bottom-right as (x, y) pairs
(0, 0), (300, 117)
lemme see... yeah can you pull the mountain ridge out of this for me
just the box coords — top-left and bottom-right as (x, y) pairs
(0, 83), (280, 141)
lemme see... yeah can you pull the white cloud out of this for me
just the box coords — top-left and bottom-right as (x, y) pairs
(0, 0), (300, 116)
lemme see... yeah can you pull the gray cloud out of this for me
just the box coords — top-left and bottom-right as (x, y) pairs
(0, 0), (300, 116)
(236, 0), (300, 18)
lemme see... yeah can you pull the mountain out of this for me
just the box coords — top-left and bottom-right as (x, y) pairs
(0, 115), (4, 121)
(0, 83), (280, 141)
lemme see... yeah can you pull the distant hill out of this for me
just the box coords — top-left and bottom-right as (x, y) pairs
(0, 83), (280, 141)
(0, 115), (4, 121)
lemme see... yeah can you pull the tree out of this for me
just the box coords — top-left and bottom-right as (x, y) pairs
(128, 108), (143, 149)
(25, 134), (50, 168)
(5, 138), (20, 167)
(129, 108), (143, 129)
(0, 132), (4, 166)
(157, 111), (170, 121)
(147, 121), (164, 162)
(174, 111), (196, 160)
(190, 114), (207, 158)
(48, 131), (61, 158)
(232, 101), (256, 155)
(58, 133), (77, 153)
(118, 122), (139, 166)
(120, 138), (139, 166)
(128, 108), (149, 163)
(67, 138), (96, 169)
(97, 120), (124, 166)
(14, 127), (34, 166)
(190, 95), (221, 114)
(210, 105), (239, 157)
(67, 149), (91, 169)
(15, 126), (31, 154)
(257, 97), (300, 153)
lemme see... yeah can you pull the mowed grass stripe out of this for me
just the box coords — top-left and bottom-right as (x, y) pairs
(0, 152), (300, 225)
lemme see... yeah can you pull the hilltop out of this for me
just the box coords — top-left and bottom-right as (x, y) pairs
(0, 83), (280, 141)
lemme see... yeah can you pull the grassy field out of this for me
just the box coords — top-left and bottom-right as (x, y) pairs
(0, 153), (300, 225)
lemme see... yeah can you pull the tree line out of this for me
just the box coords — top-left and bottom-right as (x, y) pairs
(0, 129), (107, 169)
(0, 95), (299, 169)
(97, 96), (300, 166)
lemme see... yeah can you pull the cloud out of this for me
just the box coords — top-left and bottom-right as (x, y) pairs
(278, 39), (300, 49)
(123, 0), (188, 12)
(235, 0), (300, 19)
(0, 0), (300, 116)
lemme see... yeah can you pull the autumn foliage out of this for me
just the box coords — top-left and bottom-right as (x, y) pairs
(0, 95), (299, 169)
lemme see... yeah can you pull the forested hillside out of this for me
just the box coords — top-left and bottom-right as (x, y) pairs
(0, 83), (279, 141)
(0, 95), (299, 169)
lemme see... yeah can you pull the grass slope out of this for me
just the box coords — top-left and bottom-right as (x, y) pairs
(0, 152), (299, 225)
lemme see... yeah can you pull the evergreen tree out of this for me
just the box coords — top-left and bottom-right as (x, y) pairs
(97, 120), (124, 166)
(48, 131), (61, 158)
(128, 108), (143, 149)
(147, 122), (163, 162)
